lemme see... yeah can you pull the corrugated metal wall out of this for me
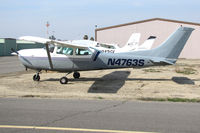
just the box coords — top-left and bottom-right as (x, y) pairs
(0, 42), (4, 56)
(0, 38), (44, 56)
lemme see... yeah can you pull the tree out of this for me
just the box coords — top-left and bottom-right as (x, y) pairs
(83, 35), (88, 40)
(90, 37), (94, 41)
(49, 35), (56, 40)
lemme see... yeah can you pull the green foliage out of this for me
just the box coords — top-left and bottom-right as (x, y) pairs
(143, 68), (161, 73)
(83, 35), (88, 40)
(175, 67), (197, 75)
(139, 97), (200, 103)
(90, 37), (94, 41)
(98, 96), (104, 99)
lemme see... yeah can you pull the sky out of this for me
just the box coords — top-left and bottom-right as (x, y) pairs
(0, 0), (200, 40)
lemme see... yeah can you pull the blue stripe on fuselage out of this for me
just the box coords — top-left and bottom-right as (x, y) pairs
(93, 51), (100, 61)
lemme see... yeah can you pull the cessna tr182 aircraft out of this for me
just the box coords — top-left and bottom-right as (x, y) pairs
(13, 27), (194, 84)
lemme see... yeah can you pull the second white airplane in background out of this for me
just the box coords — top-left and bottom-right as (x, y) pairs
(66, 33), (156, 53)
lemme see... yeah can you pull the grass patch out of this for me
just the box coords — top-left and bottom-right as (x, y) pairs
(175, 67), (197, 75)
(21, 95), (40, 98)
(143, 68), (161, 73)
(139, 97), (200, 103)
(98, 96), (104, 99)
(167, 98), (200, 102)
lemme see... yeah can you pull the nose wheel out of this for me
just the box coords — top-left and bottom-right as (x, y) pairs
(33, 73), (40, 81)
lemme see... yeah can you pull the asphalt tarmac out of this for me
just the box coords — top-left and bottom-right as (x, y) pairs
(0, 98), (200, 133)
(0, 56), (25, 74)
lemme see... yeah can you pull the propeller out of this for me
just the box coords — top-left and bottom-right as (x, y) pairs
(11, 48), (19, 55)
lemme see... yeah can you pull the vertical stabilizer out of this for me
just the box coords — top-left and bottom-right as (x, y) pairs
(123, 33), (141, 50)
(151, 27), (194, 59)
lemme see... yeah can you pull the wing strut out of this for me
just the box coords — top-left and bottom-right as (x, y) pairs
(45, 43), (53, 70)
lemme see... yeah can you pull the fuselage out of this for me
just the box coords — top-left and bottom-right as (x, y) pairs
(17, 45), (155, 72)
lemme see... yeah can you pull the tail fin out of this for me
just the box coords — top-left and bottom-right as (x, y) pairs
(151, 27), (194, 59)
(136, 36), (156, 50)
(123, 33), (141, 50)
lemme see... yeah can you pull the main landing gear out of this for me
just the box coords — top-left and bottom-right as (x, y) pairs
(60, 77), (68, 84)
(73, 71), (80, 79)
(60, 71), (80, 84)
(32, 71), (80, 84)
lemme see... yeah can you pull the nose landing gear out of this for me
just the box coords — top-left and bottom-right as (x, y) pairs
(33, 71), (41, 81)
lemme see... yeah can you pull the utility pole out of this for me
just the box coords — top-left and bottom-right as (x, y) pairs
(46, 21), (50, 38)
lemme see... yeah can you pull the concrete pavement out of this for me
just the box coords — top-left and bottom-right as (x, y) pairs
(0, 98), (200, 133)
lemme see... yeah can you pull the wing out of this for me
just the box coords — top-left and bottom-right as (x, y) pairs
(19, 36), (51, 44)
(19, 36), (88, 48)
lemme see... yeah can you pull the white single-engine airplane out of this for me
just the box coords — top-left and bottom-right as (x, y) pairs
(13, 27), (194, 84)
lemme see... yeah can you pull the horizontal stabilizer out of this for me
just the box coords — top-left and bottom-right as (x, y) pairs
(150, 58), (176, 65)
(147, 36), (156, 39)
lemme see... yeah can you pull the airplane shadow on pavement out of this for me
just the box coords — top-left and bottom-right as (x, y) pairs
(88, 71), (130, 93)
(171, 77), (195, 85)
(125, 77), (195, 85)
(42, 72), (197, 92)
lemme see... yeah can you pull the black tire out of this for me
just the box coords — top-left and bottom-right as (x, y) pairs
(60, 77), (68, 84)
(73, 72), (80, 79)
(33, 74), (40, 81)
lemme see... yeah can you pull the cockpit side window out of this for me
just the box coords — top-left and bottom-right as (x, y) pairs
(75, 48), (92, 55)
(56, 46), (73, 55)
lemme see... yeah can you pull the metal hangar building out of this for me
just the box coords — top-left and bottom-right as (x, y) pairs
(95, 18), (200, 59)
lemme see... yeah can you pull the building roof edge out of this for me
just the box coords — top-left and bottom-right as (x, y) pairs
(95, 18), (200, 31)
